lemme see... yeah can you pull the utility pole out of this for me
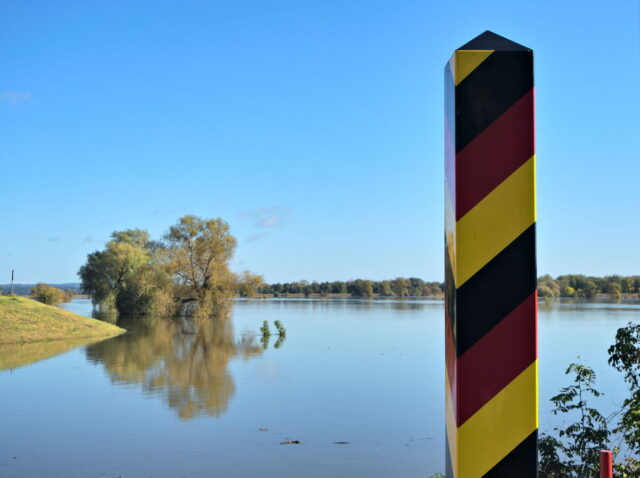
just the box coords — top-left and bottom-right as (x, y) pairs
(10, 269), (14, 295)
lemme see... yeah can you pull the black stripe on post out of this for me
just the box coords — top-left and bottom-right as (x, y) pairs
(455, 224), (537, 356)
(455, 51), (533, 152)
(483, 430), (539, 477)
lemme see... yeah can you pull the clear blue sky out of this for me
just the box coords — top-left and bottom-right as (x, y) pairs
(1, 0), (639, 284)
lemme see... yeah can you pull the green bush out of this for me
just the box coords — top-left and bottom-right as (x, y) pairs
(31, 283), (73, 305)
(540, 323), (640, 477)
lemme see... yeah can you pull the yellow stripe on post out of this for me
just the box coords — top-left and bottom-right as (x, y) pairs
(449, 50), (494, 85)
(457, 362), (538, 478)
(455, 156), (536, 286)
(445, 371), (459, 478)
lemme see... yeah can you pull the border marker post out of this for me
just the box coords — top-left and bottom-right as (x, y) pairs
(445, 31), (537, 477)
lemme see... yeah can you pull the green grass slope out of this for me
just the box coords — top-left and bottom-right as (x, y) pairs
(0, 296), (125, 345)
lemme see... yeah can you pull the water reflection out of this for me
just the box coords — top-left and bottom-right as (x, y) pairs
(538, 297), (640, 313)
(86, 312), (262, 420)
(259, 333), (286, 349)
(240, 297), (443, 313)
(0, 337), (110, 371)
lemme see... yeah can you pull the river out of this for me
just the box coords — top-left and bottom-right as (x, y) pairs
(0, 298), (637, 477)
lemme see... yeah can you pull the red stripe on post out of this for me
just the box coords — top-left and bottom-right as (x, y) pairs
(600, 450), (613, 478)
(455, 89), (535, 220)
(455, 292), (537, 426)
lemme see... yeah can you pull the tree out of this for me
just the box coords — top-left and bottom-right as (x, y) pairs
(31, 283), (73, 305)
(163, 215), (237, 316)
(319, 282), (330, 296)
(538, 275), (561, 298)
(110, 228), (153, 249)
(379, 280), (394, 296)
(608, 323), (640, 464)
(610, 282), (622, 299)
(347, 279), (373, 298)
(583, 281), (599, 299)
(408, 277), (423, 296)
(79, 229), (165, 316)
(79, 216), (246, 318)
(622, 279), (635, 294)
(238, 271), (264, 298)
(331, 281), (347, 294)
(539, 363), (610, 477)
(391, 277), (410, 298)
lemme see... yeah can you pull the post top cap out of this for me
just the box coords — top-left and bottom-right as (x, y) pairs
(457, 31), (530, 51)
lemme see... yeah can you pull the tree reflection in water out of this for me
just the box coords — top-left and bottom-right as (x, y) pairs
(86, 308), (262, 420)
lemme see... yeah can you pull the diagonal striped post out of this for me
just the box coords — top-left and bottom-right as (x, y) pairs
(444, 31), (537, 477)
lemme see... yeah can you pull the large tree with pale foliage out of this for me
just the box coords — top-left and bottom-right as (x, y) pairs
(79, 216), (259, 318)
(163, 216), (239, 316)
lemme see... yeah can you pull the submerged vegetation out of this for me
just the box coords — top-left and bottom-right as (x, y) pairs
(273, 320), (286, 348)
(274, 320), (286, 337)
(78, 215), (263, 318)
(259, 320), (287, 349)
(259, 320), (271, 348)
(260, 320), (271, 339)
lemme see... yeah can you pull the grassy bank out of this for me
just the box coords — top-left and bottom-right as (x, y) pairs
(0, 296), (125, 345)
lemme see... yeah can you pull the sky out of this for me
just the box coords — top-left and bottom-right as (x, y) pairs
(1, 0), (639, 284)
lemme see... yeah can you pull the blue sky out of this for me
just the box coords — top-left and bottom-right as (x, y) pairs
(1, 0), (639, 284)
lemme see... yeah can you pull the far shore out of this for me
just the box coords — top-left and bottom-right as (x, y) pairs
(7, 292), (640, 302)
(238, 293), (639, 301)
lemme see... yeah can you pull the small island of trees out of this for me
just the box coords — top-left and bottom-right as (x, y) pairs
(78, 215), (262, 318)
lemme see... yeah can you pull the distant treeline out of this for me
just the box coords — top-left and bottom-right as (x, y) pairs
(257, 278), (445, 298)
(3, 274), (639, 300)
(537, 274), (640, 298)
(0, 283), (82, 297)
(261, 275), (640, 299)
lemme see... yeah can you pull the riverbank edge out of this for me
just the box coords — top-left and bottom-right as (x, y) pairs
(0, 296), (125, 345)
